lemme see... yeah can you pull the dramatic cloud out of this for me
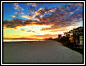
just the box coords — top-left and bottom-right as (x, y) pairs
(3, 3), (83, 38)
(21, 7), (57, 21)
(21, 15), (32, 20)
(11, 3), (24, 18)
(27, 3), (37, 7)
(14, 3), (24, 11)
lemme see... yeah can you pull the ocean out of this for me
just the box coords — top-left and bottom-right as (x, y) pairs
(3, 39), (45, 42)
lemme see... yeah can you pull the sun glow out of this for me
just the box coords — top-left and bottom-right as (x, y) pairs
(3, 3), (83, 40)
(38, 33), (45, 35)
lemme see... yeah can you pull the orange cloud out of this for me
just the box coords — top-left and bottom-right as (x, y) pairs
(30, 34), (59, 39)
(69, 12), (74, 14)
(21, 12), (24, 14)
(4, 3), (83, 35)
(26, 30), (36, 33)
(22, 7), (57, 21)
(13, 3), (24, 11)
(3, 3), (83, 40)
(11, 3), (24, 18)
(27, 3), (37, 7)
(21, 15), (32, 19)
(40, 28), (55, 31)
(11, 15), (16, 18)
(21, 29), (25, 31)
(77, 3), (83, 6)
(15, 12), (18, 14)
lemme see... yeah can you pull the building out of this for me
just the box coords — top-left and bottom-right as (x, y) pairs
(69, 26), (83, 47)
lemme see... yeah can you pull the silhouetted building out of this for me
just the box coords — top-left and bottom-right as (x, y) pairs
(58, 34), (61, 38)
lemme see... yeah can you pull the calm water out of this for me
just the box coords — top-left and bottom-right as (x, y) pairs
(3, 39), (45, 42)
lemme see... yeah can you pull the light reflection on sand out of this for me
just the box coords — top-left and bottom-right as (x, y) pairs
(3, 39), (45, 42)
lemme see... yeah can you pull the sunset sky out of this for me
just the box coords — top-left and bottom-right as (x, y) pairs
(3, 2), (83, 39)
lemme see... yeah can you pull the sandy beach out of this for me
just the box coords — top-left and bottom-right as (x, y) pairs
(3, 40), (83, 63)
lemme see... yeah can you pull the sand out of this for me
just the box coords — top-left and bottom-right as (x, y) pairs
(3, 40), (83, 63)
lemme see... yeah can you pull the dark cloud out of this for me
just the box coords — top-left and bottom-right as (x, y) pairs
(3, 3), (83, 32)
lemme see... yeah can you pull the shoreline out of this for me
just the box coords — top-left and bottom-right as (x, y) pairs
(3, 40), (45, 43)
(3, 40), (48, 47)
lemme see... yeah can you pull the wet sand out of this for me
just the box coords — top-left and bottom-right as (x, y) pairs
(3, 40), (83, 63)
